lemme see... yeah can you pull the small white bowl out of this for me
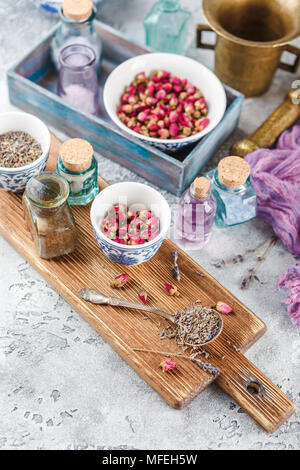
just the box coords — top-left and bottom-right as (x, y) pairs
(103, 52), (227, 153)
(0, 112), (51, 192)
(90, 182), (171, 265)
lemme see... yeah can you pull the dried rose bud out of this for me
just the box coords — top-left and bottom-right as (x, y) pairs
(137, 111), (150, 122)
(182, 127), (192, 137)
(158, 128), (169, 139)
(165, 283), (179, 297)
(145, 96), (158, 106)
(179, 91), (188, 100)
(111, 273), (130, 288)
(156, 89), (167, 100)
(216, 301), (233, 314)
(139, 289), (148, 305)
(163, 82), (172, 93)
(145, 84), (155, 97)
(170, 76), (181, 86)
(117, 111), (127, 122)
(156, 70), (170, 80)
(127, 84), (136, 95)
(169, 123), (179, 137)
(128, 95), (137, 105)
(148, 122), (159, 132)
(173, 84), (182, 93)
(195, 117), (210, 131)
(136, 72), (146, 81)
(169, 110), (179, 123)
(121, 93), (129, 104)
(159, 358), (177, 372)
(186, 85), (196, 95)
(120, 104), (133, 114)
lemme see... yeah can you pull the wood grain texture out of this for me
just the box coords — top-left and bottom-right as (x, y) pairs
(0, 133), (295, 433)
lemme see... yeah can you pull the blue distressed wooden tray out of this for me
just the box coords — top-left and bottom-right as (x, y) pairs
(7, 21), (244, 196)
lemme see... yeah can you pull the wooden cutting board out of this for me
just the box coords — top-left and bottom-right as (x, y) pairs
(0, 134), (295, 433)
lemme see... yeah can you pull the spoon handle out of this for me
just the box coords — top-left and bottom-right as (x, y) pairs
(79, 288), (174, 322)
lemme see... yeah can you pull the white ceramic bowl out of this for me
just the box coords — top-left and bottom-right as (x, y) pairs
(103, 52), (227, 153)
(0, 112), (51, 192)
(90, 182), (171, 265)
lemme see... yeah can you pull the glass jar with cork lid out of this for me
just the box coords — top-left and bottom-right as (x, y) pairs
(175, 176), (217, 249)
(206, 156), (257, 227)
(50, 0), (102, 72)
(56, 138), (99, 205)
(22, 172), (77, 259)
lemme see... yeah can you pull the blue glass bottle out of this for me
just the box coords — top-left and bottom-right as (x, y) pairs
(56, 138), (99, 206)
(144, 0), (191, 54)
(206, 156), (257, 228)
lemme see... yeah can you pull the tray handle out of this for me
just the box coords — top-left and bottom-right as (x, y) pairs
(279, 44), (300, 73)
(196, 24), (215, 50)
(215, 347), (295, 433)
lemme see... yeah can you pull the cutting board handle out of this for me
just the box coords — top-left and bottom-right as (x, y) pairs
(216, 348), (295, 433)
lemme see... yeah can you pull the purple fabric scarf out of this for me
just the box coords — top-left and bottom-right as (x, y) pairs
(245, 126), (300, 256)
(245, 125), (300, 327)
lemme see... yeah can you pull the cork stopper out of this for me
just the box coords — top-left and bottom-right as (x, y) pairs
(63, 0), (93, 21)
(60, 138), (93, 172)
(218, 156), (250, 188)
(192, 176), (211, 199)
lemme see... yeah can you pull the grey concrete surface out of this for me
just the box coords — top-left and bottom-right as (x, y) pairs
(0, 0), (299, 450)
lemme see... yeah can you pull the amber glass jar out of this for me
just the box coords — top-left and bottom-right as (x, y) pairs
(23, 172), (77, 259)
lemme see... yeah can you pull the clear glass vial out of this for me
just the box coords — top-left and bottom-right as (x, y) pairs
(23, 172), (77, 259)
(206, 156), (257, 227)
(175, 176), (217, 250)
(57, 43), (99, 115)
(50, 0), (102, 72)
(56, 138), (99, 205)
(144, 0), (191, 55)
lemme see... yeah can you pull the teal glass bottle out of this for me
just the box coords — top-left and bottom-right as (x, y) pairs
(205, 156), (257, 228)
(144, 0), (191, 54)
(56, 138), (99, 206)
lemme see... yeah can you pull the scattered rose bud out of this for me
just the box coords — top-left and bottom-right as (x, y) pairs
(111, 273), (130, 288)
(138, 289), (148, 305)
(159, 358), (177, 372)
(216, 301), (233, 314)
(165, 283), (180, 297)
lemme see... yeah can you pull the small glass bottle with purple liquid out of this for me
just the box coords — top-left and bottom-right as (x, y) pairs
(57, 43), (99, 115)
(175, 176), (217, 250)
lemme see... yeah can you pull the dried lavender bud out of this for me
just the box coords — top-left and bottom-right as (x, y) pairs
(162, 303), (222, 348)
(0, 131), (42, 168)
(171, 249), (181, 281)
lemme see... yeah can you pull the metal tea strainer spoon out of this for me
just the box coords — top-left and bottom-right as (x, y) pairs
(79, 288), (223, 348)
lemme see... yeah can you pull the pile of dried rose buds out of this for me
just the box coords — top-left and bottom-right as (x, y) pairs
(101, 203), (160, 245)
(117, 70), (209, 140)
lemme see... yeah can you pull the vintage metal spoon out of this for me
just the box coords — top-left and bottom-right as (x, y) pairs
(79, 288), (175, 321)
(79, 288), (223, 347)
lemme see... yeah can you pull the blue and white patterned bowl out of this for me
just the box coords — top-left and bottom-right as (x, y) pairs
(103, 53), (226, 153)
(0, 112), (51, 192)
(90, 182), (171, 265)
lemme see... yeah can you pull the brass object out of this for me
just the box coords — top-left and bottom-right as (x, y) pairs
(231, 89), (300, 157)
(196, 0), (300, 97)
